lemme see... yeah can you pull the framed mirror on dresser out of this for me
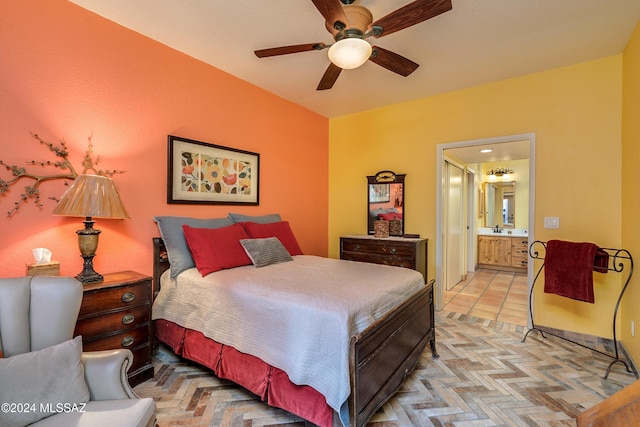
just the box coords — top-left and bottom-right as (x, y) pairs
(367, 170), (405, 237)
(344, 171), (428, 280)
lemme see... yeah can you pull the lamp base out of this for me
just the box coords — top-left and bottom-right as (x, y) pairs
(75, 218), (103, 284)
(76, 254), (103, 284)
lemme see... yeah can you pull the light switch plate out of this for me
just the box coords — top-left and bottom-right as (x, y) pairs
(544, 216), (559, 228)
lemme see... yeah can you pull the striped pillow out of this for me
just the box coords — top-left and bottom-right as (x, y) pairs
(240, 237), (293, 268)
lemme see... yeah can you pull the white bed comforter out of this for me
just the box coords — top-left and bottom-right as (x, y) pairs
(152, 255), (425, 424)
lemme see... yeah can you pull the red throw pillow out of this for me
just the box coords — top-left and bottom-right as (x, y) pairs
(182, 223), (252, 276)
(241, 221), (303, 256)
(378, 212), (397, 221)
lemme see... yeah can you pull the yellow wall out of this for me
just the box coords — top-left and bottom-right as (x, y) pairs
(621, 23), (640, 364)
(329, 55), (623, 339)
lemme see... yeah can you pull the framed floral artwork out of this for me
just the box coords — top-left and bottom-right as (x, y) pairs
(167, 135), (259, 205)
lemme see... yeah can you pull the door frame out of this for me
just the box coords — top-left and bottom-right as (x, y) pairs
(435, 133), (536, 328)
(465, 167), (477, 274)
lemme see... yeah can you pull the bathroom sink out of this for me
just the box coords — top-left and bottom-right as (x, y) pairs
(477, 228), (528, 237)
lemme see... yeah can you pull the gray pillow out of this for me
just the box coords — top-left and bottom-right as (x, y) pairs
(155, 216), (234, 278)
(0, 336), (89, 426)
(240, 237), (293, 268)
(228, 213), (281, 224)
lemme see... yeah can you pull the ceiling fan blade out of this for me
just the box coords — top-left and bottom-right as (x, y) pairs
(369, 46), (419, 77)
(311, 0), (349, 31)
(255, 43), (326, 58)
(372, 0), (452, 38)
(317, 63), (342, 90)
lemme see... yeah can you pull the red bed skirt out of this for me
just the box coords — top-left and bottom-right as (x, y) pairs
(155, 319), (334, 427)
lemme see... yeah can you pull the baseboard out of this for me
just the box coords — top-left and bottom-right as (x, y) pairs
(533, 324), (638, 377)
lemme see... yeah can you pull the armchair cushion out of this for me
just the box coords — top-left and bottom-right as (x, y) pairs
(27, 399), (156, 427)
(0, 336), (89, 427)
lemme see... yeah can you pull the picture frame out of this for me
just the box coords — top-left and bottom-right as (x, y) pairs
(167, 135), (259, 205)
(369, 183), (390, 203)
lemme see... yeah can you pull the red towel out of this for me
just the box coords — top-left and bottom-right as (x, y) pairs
(544, 240), (606, 303)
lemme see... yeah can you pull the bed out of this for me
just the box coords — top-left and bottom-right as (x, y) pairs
(151, 215), (437, 427)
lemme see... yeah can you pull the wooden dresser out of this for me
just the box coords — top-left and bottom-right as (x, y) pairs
(340, 235), (428, 279)
(74, 270), (154, 387)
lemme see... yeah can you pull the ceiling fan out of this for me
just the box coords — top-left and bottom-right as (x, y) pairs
(254, 0), (453, 90)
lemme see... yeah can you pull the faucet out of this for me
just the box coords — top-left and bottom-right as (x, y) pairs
(494, 225), (502, 233)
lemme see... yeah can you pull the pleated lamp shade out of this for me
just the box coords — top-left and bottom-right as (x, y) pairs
(53, 174), (129, 284)
(53, 174), (129, 219)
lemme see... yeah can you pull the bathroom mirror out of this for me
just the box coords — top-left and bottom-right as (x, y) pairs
(367, 171), (405, 236)
(483, 181), (515, 228)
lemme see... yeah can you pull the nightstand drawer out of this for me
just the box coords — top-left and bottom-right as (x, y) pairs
(83, 332), (150, 374)
(82, 323), (149, 352)
(75, 304), (150, 338)
(79, 281), (150, 317)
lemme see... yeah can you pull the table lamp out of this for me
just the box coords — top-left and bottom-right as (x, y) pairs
(53, 174), (129, 284)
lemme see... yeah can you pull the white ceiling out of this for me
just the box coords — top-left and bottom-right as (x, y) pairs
(69, 0), (640, 118)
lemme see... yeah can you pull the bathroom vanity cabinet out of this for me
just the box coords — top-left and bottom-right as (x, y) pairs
(478, 235), (527, 272)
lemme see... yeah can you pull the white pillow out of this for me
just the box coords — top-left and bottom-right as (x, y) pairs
(240, 237), (293, 268)
(0, 336), (89, 426)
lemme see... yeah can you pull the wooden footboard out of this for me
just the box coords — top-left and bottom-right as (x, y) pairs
(350, 279), (436, 427)
(152, 238), (437, 427)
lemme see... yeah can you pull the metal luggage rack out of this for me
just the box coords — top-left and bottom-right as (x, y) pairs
(522, 240), (636, 379)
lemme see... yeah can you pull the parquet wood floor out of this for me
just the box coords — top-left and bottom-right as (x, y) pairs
(135, 310), (636, 426)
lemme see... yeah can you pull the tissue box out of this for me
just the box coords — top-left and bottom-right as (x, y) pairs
(26, 261), (60, 276)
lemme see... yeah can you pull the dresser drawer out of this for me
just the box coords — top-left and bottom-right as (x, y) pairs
(342, 251), (415, 269)
(75, 304), (150, 338)
(341, 239), (414, 258)
(79, 281), (150, 317)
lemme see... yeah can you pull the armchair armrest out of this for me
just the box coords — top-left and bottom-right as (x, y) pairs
(81, 349), (137, 400)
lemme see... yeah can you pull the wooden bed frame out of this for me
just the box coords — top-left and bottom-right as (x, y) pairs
(152, 237), (438, 426)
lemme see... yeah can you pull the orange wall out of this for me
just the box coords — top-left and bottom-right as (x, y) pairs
(0, 1), (328, 279)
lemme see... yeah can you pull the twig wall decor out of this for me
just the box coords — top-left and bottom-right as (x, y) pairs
(0, 132), (124, 217)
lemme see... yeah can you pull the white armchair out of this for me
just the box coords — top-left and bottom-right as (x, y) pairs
(0, 276), (156, 427)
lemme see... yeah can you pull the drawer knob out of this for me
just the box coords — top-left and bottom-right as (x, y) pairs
(121, 292), (135, 303)
(122, 314), (135, 325)
(354, 245), (361, 251)
(121, 336), (135, 347)
(390, 248), (397, 254)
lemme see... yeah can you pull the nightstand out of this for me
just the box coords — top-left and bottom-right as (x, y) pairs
(74, 270), (154, 387)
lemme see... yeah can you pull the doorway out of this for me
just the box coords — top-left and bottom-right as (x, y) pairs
(435, 133), (536, 327)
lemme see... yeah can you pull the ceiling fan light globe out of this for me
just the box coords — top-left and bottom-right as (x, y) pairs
(328, 38), (371, 70)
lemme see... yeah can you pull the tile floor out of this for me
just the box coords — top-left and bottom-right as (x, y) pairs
(442, 268), (529, 326)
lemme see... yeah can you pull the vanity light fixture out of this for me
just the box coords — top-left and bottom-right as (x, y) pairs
(486, 167), (514, 177)
(486, 167), (514, 181)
